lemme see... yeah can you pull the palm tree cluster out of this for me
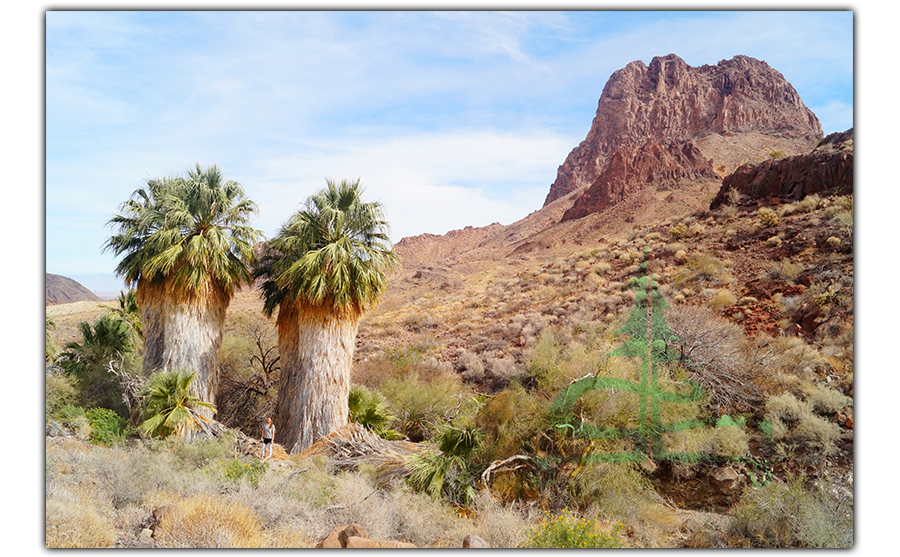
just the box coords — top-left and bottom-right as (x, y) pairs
(97, 167), (394, 448)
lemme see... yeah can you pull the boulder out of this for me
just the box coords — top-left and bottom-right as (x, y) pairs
(710, 465), (742, 494)
(462, 534), (490, 548)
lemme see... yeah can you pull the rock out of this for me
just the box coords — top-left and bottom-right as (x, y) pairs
(139, 528), (154, 545)
(318, 523), (372, 548)
(710, 465), (742, 494)
(338, 523), (371, 547)
(710, 128), (852, 209)
(151, 504), (178, 536)
(46, 420), (68, 437)
(462, 534), (490, 548)
(545, 54), (822, 220)
(344, 537), (417, 548)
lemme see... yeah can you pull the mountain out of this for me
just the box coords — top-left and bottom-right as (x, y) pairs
(545, 54), (823, 221)
(395, 54), (825, 267)
(46, 273), (102, 305)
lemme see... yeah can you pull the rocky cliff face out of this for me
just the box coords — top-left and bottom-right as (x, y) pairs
(709, 128), (853, 209)
(546, 54), (823, 221)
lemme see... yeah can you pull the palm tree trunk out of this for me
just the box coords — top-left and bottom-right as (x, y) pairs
(274, 302), (360, 454)
(137, 280), (230, 420)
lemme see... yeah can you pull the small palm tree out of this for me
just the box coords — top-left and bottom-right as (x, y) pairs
(139, 369), (216, 438)
(104, 164), (262, 418)
(255, 178), (395, 453)
(102, 288), (143, 340)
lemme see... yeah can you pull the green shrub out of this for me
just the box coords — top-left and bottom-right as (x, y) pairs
(46, 368), (79, 416)
(205, 458), (267, 488)
(85, 407), (134, 446)
(525, 508), (623, 548)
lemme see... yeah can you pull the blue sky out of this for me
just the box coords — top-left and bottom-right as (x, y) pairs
(44, 9), (853, 292)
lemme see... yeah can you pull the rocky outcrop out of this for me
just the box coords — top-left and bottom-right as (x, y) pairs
(546, 54), (823, 221)
(709, 128), (853, 209)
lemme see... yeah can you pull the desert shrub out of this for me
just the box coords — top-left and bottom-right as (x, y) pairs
(524, 508), (623, 548)
(162, 433), (236, 469)
(155, 493), (265, 548)
(795, 194), (821, 213)
(708, 415), (750, 457)
(710, 289), (738, 311)
(54, 404), (92, 438)
(668, 222), (688, 239)
(674, 253), (732, 289)
(825, 236), (841, 251)
(46, 484), (117, 547)
(764, 392), (841, 460)
(731, 477), (852, 547)
(619, 247), (642, 264)
(469, 489), (537, 548)
(204, 458), (267, 488)
(802, 382), (852, 414)
(725, 187), (741, 204)
(758, 207), (780, 227)
(46, 367), (79, 416)
(215, 317), (279, 436)
(84, 407), (134, 446)
(379, 374), (470, 442)
(476, 382), (550, 462)
(768, 261), (804, 281)
(665, 305), (763, 414)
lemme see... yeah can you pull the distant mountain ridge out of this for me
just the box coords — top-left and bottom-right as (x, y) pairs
(46, 273), (102, 305)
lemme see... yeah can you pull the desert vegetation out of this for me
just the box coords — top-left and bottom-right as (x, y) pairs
(46, 181), (853, 547)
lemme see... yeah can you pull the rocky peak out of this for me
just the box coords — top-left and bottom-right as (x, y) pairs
(545, 54), (823, 221)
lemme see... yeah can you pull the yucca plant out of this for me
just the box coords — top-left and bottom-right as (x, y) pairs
(254, 178), (396, 453)
(104, 164), (262, 417)
(139, 369), (216, 438)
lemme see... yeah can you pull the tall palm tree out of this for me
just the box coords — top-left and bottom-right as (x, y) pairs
(255, 178), (395, 454)
(104, 163), (262, 419)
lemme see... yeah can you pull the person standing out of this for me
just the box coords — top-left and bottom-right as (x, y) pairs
(260, 417), (275, 460)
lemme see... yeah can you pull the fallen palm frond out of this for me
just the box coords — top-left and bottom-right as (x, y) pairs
(298, 422), (436, 484)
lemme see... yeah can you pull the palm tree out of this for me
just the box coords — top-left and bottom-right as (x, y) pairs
(139, 369), (216, 438)
(56, 312), (139, 412)
(104, 163), (262, 419)
(255, 178), (395, 454)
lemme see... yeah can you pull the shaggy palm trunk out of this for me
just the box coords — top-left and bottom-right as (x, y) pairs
(274, 302), (360, 454)
(137, 280), (230, 421)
